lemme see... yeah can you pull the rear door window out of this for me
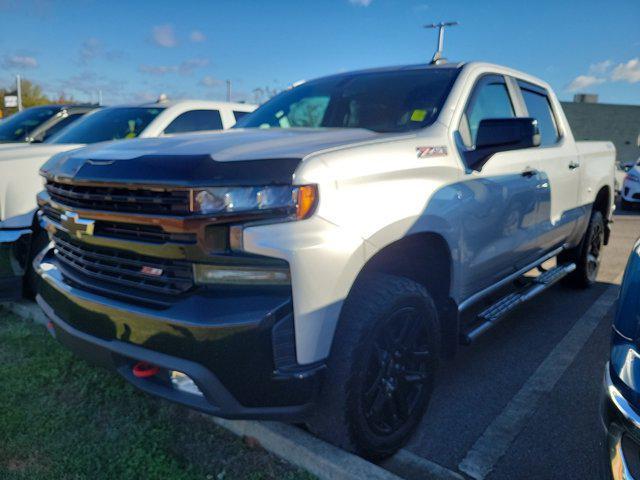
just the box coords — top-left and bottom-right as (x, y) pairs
(164, 110), (223, 134)
(518, 83), (559, 146)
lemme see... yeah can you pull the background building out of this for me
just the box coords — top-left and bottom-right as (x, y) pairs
(562, 95), (640, 166)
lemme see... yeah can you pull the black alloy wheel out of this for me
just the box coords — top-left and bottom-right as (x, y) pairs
(362, 306), (433, 437)
(585, 218), (604, 282)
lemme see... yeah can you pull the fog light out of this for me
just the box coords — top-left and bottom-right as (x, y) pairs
(194, 264), (290, 285)
(170, 371), (203, 397)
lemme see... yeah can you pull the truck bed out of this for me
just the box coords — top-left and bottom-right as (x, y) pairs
(575, 141), (616, 209)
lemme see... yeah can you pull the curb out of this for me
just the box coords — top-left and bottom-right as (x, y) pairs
(212, 418), (403, 480)
(3, 300), (403, 480)
(2, 300), (48, 326)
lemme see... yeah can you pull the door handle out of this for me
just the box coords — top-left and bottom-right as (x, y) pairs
(568, 161), (580, 170)
(521, 168), (538, 178)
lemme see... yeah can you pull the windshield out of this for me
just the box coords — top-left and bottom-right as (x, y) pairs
(0, 106), (62, 142)
(236, 68), (460, 133)
(46, 107), (164, 144)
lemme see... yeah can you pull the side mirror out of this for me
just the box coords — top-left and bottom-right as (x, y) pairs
(26, 132), (45, 143)
(467, 117), (541, 170)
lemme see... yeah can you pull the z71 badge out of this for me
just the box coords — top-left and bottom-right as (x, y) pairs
(416, 146), (448, 158)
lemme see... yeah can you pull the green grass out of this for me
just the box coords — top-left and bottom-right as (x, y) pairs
(0, 309), (315, 480)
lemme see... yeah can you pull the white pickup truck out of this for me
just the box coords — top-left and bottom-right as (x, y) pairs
(0, 99), (255, 299)
(35, 61), (615, 459)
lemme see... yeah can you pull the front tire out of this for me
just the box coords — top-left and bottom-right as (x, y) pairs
(559, 210), (605, 288)
(306, 274), (440, 460)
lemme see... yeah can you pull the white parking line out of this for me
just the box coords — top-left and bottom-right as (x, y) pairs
(458, 278), (622, 480)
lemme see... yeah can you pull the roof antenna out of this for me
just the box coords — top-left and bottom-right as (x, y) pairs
(424, 21), (458, 65)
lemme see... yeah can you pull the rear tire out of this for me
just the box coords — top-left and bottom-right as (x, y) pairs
(306, 274), (440, 460)
(559, 210), (605, 289)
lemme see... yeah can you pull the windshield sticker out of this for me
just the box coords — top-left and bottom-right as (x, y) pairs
(410, 109), (427, 122)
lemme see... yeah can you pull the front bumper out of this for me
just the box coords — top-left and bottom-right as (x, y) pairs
(622, 182), (640, 203)
(0, 228), (32, 301)
(602, 363), (640, 479)
(36, 247), (324, 421)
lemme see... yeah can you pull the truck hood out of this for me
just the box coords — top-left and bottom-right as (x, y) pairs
(41, 128), (387, 186)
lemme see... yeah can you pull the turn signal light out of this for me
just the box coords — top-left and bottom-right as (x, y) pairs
(296, 185), (317, 220)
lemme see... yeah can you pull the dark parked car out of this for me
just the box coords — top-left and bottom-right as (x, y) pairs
(603, 237), (640, 479)
(0, 104), (97, 144)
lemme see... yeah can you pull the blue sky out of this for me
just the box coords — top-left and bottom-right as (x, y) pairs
(0, 0), (638, 105)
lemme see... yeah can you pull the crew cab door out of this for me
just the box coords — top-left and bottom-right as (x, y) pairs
(515, 80), (581, 250)
(455, 74), (547, 297)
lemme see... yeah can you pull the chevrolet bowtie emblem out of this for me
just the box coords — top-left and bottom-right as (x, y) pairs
(60, 211), (95, 239)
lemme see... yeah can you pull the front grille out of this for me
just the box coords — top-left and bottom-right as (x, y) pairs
(45, 180), (190, 215)
(42, 205), (196, 245)
(94, 222), (195, 244)
(634, 193), (640, 200)
(42, 205), (62, 223)
(53, 233), (194, 297)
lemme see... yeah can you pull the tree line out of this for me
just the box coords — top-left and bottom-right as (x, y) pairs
(0, 78), (74, 119)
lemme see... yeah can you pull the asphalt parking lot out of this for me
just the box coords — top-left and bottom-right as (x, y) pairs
(382, 206), (640, 480)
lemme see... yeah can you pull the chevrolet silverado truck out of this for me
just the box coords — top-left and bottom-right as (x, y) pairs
(0, 99), (255, 300)
(35, 61), (615, 459)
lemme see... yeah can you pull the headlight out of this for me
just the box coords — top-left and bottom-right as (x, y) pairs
(191, 185), (317, 220)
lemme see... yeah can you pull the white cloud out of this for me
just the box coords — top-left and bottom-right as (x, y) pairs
(566, 75), (605, 92)
(349, 0), (372, 5)
(611, 58), (640, 83)
(132, 91), (159, 103)
(56, 70), (126, 103)
(78, 37), (101, 63)
(139, 58), (210, 76)
(77, 37), (123, 65)
(200, 76), (221, 87)
(589, 60), (612, 74)
(3, 54), (38, 69)
(152, 24), (176, 48)
(190, 30), (206, 43)
(139, 64), (178, 75)
(179, 57), (209, 74)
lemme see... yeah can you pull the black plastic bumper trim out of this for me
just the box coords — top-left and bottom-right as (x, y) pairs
(37, 294), (319, 422)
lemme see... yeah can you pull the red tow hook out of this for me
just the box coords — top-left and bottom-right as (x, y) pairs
(132, 361), (160, 378)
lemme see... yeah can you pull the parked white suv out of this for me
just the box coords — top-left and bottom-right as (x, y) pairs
(621, 158), (640, 209)
(0, 99), (255, 299)
(35, 61), (614, 459)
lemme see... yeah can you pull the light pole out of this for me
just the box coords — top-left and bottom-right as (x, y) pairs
(16, 74), (23, 111)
